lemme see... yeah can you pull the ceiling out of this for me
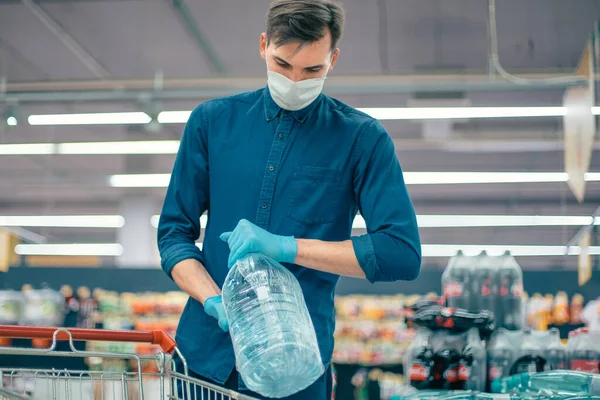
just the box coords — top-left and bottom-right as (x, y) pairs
(1, 0), (600, 270)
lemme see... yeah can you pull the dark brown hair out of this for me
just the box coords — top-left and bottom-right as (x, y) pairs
(266, 0), (345, 51)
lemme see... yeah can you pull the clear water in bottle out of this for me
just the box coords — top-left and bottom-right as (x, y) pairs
(222, 253), (324, 398)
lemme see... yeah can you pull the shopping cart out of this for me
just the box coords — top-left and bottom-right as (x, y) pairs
(0, 325), (257, 400)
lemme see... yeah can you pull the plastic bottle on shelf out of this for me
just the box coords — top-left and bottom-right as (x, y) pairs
(487, 329), (521, 386)
(459, 328), (487, 391)
(471, 251), (498, 318)
(442, 251), (473, 311)
(404, 328), (434, 390)
(497, 252), (524, 330)
(568, 329), (600, 374)
(570, 294), (585, 325)
(544, 328), (567, 371)
(552, 292), (570, 326)
(222, 253), (324, 398)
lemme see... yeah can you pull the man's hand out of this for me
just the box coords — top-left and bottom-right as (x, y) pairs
(220, 219), (298, 267)
(204, 295), (229, 332)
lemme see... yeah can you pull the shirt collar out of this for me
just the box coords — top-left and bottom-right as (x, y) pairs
(263, 86), (323, 123)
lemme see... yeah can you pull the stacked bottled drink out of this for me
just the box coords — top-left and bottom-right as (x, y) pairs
(442, 251), (524, 330)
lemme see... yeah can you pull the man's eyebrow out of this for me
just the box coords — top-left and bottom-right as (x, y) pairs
(304, 64), (325, 69)
(273, 56), (290, 65)
(273, 55), (324, 70)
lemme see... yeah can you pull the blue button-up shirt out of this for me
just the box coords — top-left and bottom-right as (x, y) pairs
(157, 87), (421, 384)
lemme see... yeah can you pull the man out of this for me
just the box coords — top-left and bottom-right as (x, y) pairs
(157, 0), (421, 398)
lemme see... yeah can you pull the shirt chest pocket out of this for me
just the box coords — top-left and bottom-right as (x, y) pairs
(287, 166), (348, 226)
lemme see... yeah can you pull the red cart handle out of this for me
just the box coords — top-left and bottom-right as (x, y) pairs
(0, 325), (177, 354)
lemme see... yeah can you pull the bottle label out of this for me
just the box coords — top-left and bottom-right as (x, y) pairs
(500, 281), (522, 297)
(443, 282), (463, 297)
(444, 366), (459, 383)
(488, 364), (503, 380)
(458, 363), (470, 381)
(435, 315), (455, 329)
(571, 359), (599, 373)
(481, 278), (492, 296)
(511, 283), (523, 297)
(409, 363), (430, 381)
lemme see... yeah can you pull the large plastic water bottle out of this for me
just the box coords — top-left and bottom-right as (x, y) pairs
(222, 253), (324, 398)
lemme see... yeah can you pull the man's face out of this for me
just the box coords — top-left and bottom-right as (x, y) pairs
(259, 29), (339, 82)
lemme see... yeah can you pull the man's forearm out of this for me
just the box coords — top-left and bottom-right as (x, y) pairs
(294, 239), (366, 278)
(171, 258), (221, 304)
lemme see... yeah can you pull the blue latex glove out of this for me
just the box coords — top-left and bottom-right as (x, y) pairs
(220, 219), (298, 268)
(204, 295), (229, 332)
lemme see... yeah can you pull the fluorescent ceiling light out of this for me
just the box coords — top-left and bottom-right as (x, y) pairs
(6, 116), (17, 126)
(111, 171), (600, 188)
(422, 244), (600, 257)
(57, 140), (180, 155)
(23, 106), (600, 127)
(0, 141), (180, 155)
(358, 107), (568, 120)
(14, 243), (123, 256)
(0, 215), (125, 228)
(28, 112), (151, 126)
(415, 215), (596, 228)
(158, 111), (192, 124)
(157, 107), (600, 124)
(0, 143), (55, 155)
(108, 174), (171, 188)
(404, 172), (600, 185)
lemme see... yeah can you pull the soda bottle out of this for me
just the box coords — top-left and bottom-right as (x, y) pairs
(471, 251), (498, 318)
(431, 348), (462, 390)
(510, 329), (547, 375)
(442, 251), (473, 311)
(410, 304), (494, 334)
(544, 328), (567, 371)
(404, 329), (434, 390)
(487, 329), (521, 390)
(497, 251), (524, 330)
(459, 328), (486, 391)
(569, 329), (600, 374)
(570, 294), (585, 325)
(552, 292), (570, 326)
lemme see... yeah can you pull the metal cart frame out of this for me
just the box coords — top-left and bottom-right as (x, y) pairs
(0, 325), (257, 400)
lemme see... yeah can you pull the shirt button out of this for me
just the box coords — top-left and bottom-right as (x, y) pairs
(279, 134), (284, 140)
(269, 166), (275, 172)
(261, 203), (267, 209)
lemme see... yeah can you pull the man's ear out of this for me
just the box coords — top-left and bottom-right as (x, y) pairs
(259, 33), (267, 60)
(329, 48), (340, 72)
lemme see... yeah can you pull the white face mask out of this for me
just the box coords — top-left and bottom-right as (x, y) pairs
(266, 60), (328, 111)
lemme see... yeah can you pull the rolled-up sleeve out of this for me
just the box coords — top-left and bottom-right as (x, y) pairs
(351, 120), (422, 283)
(157, 105), (209, 279)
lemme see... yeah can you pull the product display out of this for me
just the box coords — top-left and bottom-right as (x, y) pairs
(525, 292), (587, 332)
(566, 328), (600, 373)
(334, 294), (418, 365)
(442, 251), (524, 331)
(222, 253), (323, 398)
(352, 369), (416, 400)
(486, 328), (567, 388)
(403, 327), (486, 391)
(409, 304), (495, 335)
